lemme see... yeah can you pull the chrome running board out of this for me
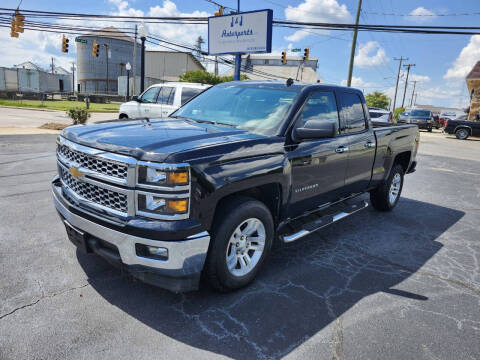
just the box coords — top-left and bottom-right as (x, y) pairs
(282, 200), (369, 243)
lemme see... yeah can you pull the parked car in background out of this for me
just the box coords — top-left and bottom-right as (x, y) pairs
(119, 82), (211, 119)
(444, 117), (480, 140)
(368, 107), (392, 123)
(408, 109), (434, 132)
(397, 111), (410, 123)
(439, 112), (458, 127)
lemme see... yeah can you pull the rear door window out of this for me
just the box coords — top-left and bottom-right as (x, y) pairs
(339, 93), (367, 133)
(156, 87), (176, 105)
(181, 87), (204, 105)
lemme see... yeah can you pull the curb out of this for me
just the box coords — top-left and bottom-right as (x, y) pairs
(0, 105), (118, 113)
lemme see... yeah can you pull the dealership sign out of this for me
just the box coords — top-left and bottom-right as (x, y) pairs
(208, 9), (273, 55)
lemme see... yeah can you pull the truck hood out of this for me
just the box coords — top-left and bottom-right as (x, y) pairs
(61, 118), (278, 163)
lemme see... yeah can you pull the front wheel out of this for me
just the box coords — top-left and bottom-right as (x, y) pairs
(370, 164), (404, 212)
(204, 197), (274, 292)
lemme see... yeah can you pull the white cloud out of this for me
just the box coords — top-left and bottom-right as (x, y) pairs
(340, 76), (373, 88)
(354, 41), (388, 68)
(444, 35), (480, 80)
(284, 0), (351, 42)
(408, 7), (436, 22)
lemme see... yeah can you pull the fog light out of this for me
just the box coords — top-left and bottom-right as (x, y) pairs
(135, 243), (168, 261)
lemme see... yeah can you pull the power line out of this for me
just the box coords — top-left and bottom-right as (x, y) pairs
(363, 11), (480, 17)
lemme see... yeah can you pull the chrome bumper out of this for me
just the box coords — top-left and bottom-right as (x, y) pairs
(52, 183), (210, 279)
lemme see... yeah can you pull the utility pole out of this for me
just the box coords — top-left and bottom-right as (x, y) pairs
(233, 0), (241, 81)
(392, 56), (408, 111)
(71, 62), (75, 93)
(346, 0), (362, 87)
(104, 44), (109, 94)
(133, 24), (137, 96)
(409, 80), (417, 108)
(51, 57), (55, 74)
(214, 56), (218, 76)
(401, 63), (415, 108)
(414, 92), (418, 106)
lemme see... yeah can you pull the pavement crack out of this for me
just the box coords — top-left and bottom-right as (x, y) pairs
(344, 244), (480, 295)
(0, 283), (90, 320)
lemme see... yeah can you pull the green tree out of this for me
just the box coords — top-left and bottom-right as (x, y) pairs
(365, 91), (390, 109)
(393, 107), (405, 121)
(179, 70), (247, 85)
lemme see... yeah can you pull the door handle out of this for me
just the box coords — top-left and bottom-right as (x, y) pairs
(335, 146), (349, 153)
(364, 141), (376, 148)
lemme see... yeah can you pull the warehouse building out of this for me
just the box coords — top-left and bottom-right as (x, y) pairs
(76, 27), (141, 94)
(224, 54), (319, 83)
(0, 63), (71, 94)
(77, 27), (205, 96)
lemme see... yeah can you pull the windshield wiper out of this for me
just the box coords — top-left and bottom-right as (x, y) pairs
(171, 115), (237, 128)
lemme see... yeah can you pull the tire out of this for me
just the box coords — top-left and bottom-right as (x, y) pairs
(428, 127), (432, 132)
(455, 128), (469, 140)
(204, 196), (274, 292)
(370, 164), (404, 212)
(119, 114), (128, 119)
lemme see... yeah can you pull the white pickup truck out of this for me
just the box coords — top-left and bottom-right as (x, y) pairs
(119, 82), (211, 119)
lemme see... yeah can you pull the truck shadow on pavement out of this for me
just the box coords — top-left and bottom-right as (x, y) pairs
(77, 198), (464, 359)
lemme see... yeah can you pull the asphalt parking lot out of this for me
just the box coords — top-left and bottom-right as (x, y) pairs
(0, 130), (479, 360)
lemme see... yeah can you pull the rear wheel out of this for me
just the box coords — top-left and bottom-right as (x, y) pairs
(428, 127), (432, 132)
(455, 128), (469, 140)
(119, 113), (128, 119)
(204, 197), (274, 292)
(370, 164), (404, 212)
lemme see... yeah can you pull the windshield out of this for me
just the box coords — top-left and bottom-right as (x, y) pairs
(410, 110), (431, 117)
(172, 85), (299, 135)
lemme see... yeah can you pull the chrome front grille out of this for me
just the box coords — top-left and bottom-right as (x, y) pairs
(57, 143), (128, 180)
(59, 166), (128, 214)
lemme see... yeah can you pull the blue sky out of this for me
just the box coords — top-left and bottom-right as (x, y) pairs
(1, 0), (479, 108)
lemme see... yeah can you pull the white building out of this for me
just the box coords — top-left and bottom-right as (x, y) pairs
(224, 54), (319, 83)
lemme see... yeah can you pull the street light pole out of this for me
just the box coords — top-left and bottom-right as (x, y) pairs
(126, 62), (131, 101)
(138, 24), (148, 93)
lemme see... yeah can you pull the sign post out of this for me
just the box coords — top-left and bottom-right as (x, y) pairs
(208, 9), (273, 80)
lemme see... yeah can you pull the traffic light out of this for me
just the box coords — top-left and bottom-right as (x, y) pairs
(281, 51), (287, 65)
(14, 12), (25, 33)
(214, 6), (224, 16)
(10, 17), (18, 38)
(61, 35), (69, 53)
(303, 47), (310, 61)
(92, 40), (99, 57)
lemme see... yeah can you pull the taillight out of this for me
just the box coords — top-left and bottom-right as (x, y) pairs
(445, 120), (449, 128)
(388, 112), (392, 122)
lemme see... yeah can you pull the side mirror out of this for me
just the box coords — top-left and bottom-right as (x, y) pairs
(132, 95), (140, 102)
(293, 120), (337, 141)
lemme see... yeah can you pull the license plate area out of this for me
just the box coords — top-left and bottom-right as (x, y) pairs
(64, 220), (90, 253)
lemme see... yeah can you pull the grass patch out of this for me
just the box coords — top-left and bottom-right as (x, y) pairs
(39, 122), (70, 130)
(0, 99), (120, 112)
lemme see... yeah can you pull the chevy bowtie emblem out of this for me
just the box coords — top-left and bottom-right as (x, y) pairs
(69, 166), (83, 179)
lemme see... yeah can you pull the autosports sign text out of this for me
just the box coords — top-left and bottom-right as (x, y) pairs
(208, 9), (273, 55)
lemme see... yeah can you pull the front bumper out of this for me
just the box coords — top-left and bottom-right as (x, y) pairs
(52, 181), (210, 292)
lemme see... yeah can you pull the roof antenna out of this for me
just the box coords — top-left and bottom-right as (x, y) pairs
(286, 78), (294, 87)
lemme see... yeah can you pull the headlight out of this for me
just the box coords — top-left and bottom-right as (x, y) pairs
(135, 162), (191, 220)
(137, 162), (189, 188)
(137, 192), (189, 218)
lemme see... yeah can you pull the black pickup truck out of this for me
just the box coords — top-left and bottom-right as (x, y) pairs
(52, 81), (419, 292)
(443, 116), (480, 140)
